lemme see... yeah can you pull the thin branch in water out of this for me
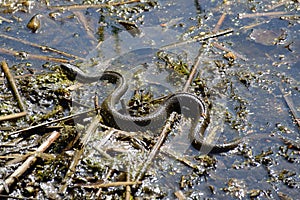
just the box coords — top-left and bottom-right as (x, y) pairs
(134, 113), (176, 181)
(174, 190), (186, 200)
(238, 11), (288, 19)
(60, 114), (101, 193)
(212, 42), (248, 61)
(75, 181), (142, 188)
(0, 34), (84, 60)
(59, 148), (84, 194)
(6, 151), (56, 165)
(183, 46), (205, 92)
(0, 111), (27, 122)
(160, 29), (233, 50)
(160, 148), (197, 170)
(0, 73), (33, 81)
(213, 13), (226, 33)
(73, 11), (97, 42)
(0, 16), (13, 23)
(1, 61), (26, 112)
(8, 108), (100, 136)
(279, 85), (300, 128)
(49, 0), (141, 10)
(125, 173), (131, 200)
(0, 48), (70, 63)
(96, 168), (114, 198)
(239, 20), (270, 31)
(0, 131), (60, 194)
(266, 1), (289, 11)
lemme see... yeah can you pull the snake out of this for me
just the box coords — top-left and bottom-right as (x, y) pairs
(61, 49), (241, 152)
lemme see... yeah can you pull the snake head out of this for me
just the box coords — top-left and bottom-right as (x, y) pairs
(60, 63), (80, 81)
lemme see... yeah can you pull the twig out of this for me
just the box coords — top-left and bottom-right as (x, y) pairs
(60, 114), (101, 193)
(279, 85), (300, 128)
(0, 111), (27, 122)
(183, 47), (204, 92)
(6, 152), (55, 165)
(174, 190), (186, 200)
(213, 13), (226, 33)
(266, 1), (289, 11)
(212, 42), (248, 61)
(0, 16), (13, 23)
(0, 154), (29, 159)
(0, 194), (37, 200)
(160, 29), (233, 50)
(59, 148), (84, 194)
(0, 131), (60, 194)
(0, 34), (84, 60)
(0, 138), (23, 147)
(73, 11), (97, 42)
(96, 168), (114, 198)
(238, 11), (288, 19)
(49, 0), (141, 10)
(125, 173), (131, 200)
(75, 181), (142, 188)
(0, 73), (33, 81)
(1, 61), (26, 112)
(0, 48), (69, 63)
(277, 133), (300, 150)
(135, 113), (176, 181)
(8, 108), (100, 136)
(80, 115), (101, 146)
(160, 148), (197, 170)
(239, 20), (269, 31)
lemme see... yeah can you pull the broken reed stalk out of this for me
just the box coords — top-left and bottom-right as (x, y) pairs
(59, 148), (84, 194)
(0, 34), (84, 60)
(0, 112), (27, 122)
(8, 107), (100, 136)
(213, 13), (226, 33)
(134, 113), (176, 182)
(212, 14), (247, 62)
(212, 42), (248, 61)
(182, 14), (241, 92)
(0, 61), (27, 121)
(279, 85), (300, 128)
(73, 11), (97, 42)
(238, 11), (288, 19)
(1, 61), (26, 112)
(0, 131), (60, 194)
(0, 16), (13, 23)
(75, 181), (142, 188)
(95, 168), (114, 198)
(59, 114), (101, 194)
(183, 47), (204, 92)
(160, 29), (233, 50)
(0, 48), (69, 63)
(160, 148), (197, 170)
(0, 73), (33, 81)
(125, 173), (131, 200)
(266, 1), (287, 11)
(174, 190), (186, 200)
(49, 0), (141, 10)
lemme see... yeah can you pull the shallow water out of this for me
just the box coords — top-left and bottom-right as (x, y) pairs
(0, 0), (299, 199)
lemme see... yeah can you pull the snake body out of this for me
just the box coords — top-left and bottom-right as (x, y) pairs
(61, 53), (241, 152)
